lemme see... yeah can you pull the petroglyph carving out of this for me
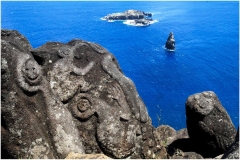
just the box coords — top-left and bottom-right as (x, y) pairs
(101, 54), (149, 123)
(49, 62), (84, 102)
(39, 79), (84, 158)
(17, 54), (42, 92)
(107, 82), (131, 120)
(95, 98), (137, 158)
(69, 93), (95, 120)
(58, 47), (72, 58)
(49, 46), (95, 102)
(69, 93), (137, 158)
(2, 30), (161, 159)
(186, 91), (237, 157)
(88, 42), (109, 54)
(97, 119), (137, 158)
(73, 61), (95, 76)
(187, 91), (215, 116)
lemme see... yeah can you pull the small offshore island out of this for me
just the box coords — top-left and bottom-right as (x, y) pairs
(102, 10), (155, 26)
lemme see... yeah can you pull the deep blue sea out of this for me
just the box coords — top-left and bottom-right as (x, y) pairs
(1, 1), (239, 130)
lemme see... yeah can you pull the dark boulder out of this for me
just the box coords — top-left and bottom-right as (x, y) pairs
(165, 31), (175, 50)
(222, 127), (239, 159)
(167, 128), (199, 158)
(1, 29), (163, 159)
(186, 91), (237, 158)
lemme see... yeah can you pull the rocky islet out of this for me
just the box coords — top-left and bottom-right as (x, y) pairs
(102, 10), (154, 26)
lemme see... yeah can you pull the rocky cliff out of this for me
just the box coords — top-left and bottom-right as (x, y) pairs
(1, 29), (238, 159)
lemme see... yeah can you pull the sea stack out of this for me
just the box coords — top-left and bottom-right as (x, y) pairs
(165, 31), (175, 50)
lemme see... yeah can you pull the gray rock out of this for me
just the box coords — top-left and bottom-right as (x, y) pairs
(222, 127), (239, 159)
(186, 91), (237, 158)
(154, 125), (177, 147)
(1, 29), (160, 159)
(170, 149), (203, 159)
(176, 128), (189, 139)
(165, 31), (175, 50)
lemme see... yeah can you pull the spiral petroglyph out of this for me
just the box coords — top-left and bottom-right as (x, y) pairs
(69, 93), (95, 120)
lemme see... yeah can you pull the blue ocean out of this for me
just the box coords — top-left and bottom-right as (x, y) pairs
(1, 1), (239, 130)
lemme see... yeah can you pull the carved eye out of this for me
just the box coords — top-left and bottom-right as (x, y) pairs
(74, 52), (85, 59)
(58, 48), (72, 58)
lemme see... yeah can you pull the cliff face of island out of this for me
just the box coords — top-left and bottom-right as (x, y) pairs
(1, 29), (238, 159)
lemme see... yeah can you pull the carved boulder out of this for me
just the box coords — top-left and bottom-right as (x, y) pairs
(186, 91), (237, 158)
(1, 29), (163, 159)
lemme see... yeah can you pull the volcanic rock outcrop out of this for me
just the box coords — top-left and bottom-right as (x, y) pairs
(1, 29), (238, 159)
(1, 29), (165, 159)
(165, 31), (175, 50)
(221, 128), (239, 159)
(102, 10), (153, 26)
(103, 10), (152, 21)
(186, 91), (237, 158)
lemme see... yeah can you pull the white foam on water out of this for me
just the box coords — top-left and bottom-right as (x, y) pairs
(107, 20), (115, 22)
(123, 19), (158, 26)
(149, 20), (159, 24)
(101, 18), (116, 22)
(123, 20), (135, 26)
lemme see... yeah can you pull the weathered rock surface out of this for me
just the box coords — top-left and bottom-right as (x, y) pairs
(222, 127), (239, 159)
(2, 29), (238, 159)
(166, 128), (201, 159)
(169, 149), (204, 159)
(165, 31), (175, 50)
(65, 152), (111, 159)
(1, 29), (164, 159)
(186, 91), (237, 158)
(154, 125), (177, 148)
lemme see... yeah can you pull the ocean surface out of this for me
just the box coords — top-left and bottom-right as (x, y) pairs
(1, 1), (239, 130)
